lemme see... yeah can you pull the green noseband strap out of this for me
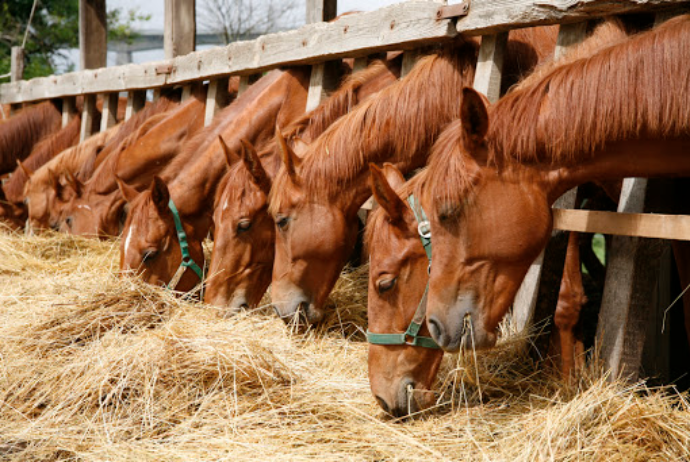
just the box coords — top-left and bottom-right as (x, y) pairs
(167, 198), (204, 289)
(366, 194), (439, 350)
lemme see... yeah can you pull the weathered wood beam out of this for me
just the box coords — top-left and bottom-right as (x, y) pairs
(553, 209), (690, 241)
(79, 94), (97, 141)
(204, 77), (229, 126)
(100, 92), (118, 131)
(62, 96), (77, 128)
(307, 0), (337, 23)
(11, 47), (24, 82)
(164, 0), (196, 59)
(596, 178), (665, 382)
(79, 0), (107, 70)
(0, 2), (458, 104)
(124, 90), (145, 121)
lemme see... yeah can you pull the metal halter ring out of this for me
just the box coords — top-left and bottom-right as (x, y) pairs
(417, 220), (431, 239)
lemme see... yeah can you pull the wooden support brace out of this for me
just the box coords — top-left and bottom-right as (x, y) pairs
(512, 21), (589, 334)
(181, 85), (193, 102)
(80, 94), (97, 142)
(596, 178), (665, 382)
(205, 77), (230, 127)
(401, 50), (420, 78)
(353, 57), (368, 74)
(472, 32), (508, 103)
(124, 90), (145, 121)
(305, 60), (341, 112)
(62, 96), (77, 128)
(100, 92), (118, 132)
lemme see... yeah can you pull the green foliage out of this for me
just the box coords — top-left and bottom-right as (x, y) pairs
(0, 0), (149, 80)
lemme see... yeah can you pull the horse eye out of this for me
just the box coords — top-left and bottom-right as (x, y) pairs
(377, 277), (397, 294)
(275, 215), (289, 230)
(237, 219), (252, 233)
(438, 203), (461, 223)
(142, 249), (159, 263)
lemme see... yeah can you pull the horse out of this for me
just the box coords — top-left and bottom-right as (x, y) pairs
(119, 68), (310, 292)
(63, 88), (208, 237)
(416, 15), (690, 352)
(204, 57), (402, 313)
(24, 96), (180, 233)
(0, 100), (62, 175)
(268, 28), (557, 326)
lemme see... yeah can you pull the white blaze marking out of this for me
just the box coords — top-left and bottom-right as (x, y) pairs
(124, 224), (136, 262)
(76, 204), (92, 211)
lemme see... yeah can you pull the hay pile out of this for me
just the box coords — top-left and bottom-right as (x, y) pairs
(0, 231), (688, 461)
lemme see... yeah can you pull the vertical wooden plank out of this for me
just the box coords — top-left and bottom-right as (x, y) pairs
(512, 22), (589, 333)
(306, 0), (337, 23)
(124, 90), (145, 121)
(306, 63), (327, 112)
(205, 77), (230, 126)
(79, 0), (107, 70)
(62, 96), (77, 128)
(152, 89), (162, 102)
(400, 50), (420, 78)
(181, 85), (193, 102)
(100, 92), (118, 132)
(472, 32), (508, 103)
(80, 94), (97, 141)
(305, 0), (339, 112)
(164, 0), (196, 59)
(353, 57), (368, 74)
(596, 178), (665, 382)
(10, 47), (24, 82)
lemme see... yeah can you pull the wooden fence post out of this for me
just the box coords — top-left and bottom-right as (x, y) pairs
(305, 0), (339, 112)
(205, 77), (230, 126)
(62, 97), (77, 128)
(511, 22), (589, 335)
(100, 93), (118, 131)
(80, 94), (97, 141)
(165, 0), (196, 59)
(10, 47), (24, 82)
(124, 90), (146, 121)
(79, 0), (107, 70)
(472, 32), (508, 103)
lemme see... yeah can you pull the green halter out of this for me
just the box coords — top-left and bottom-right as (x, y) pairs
(166, 198), (204, 290)
(366, 194), (439, 350)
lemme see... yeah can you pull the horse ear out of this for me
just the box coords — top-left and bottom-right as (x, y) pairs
(380, 163), (405, 190)
(64, 171), (83, 197)
(150, 176), (171, 216)
(115, 175), (139, 203)
(240, 139), (271, 195)
(17, 160), (34, 179)
(370, 163), (405, 224)
(276, 124), (301, 184)
(460, 87), (489, 149)
(218, 135), (239, 168)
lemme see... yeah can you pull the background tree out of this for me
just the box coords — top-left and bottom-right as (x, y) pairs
(198, 0), (301, 45)
(0, 0), (149, 80)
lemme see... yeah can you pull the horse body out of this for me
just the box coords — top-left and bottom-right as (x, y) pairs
(419, 15), (690, 352)
(269, 28), (557, 326)
(205, 58), (402, 312)
(119, 68), (310, 292)
(64, 90), (207, 237)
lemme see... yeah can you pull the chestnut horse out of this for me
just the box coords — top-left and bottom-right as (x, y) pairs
(25, 96), (179, 233)
(63, 89), (207, 237)
(417, 15), (690, 352)
(268, 28), (557, 325)
(0, 100), (62, 175)
(0, 114), (84, 230)
(205, 58), (402, 312)
(119, 68), (310, 292)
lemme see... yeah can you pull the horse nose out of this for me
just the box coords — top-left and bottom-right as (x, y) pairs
(428, 316), (449, 349)
(386, 378), (418, 418)
(375, 395), (391, 414)
(239, 303), (249, 311)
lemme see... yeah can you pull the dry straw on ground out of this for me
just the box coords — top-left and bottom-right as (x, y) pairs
(0, 230), (688, 461)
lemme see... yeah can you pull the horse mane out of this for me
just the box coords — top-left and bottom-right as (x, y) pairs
(158, 71), (283, 185)
(269, 38), (480, 214)
(0, 100), (62, 174)
(92, 96), (179, 172)
(425, 15), (690, 208)
(2, 114), (82, 202)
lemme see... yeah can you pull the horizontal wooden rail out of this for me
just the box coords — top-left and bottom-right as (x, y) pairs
(553, 209), (690, 241)
(2, 0), (686, 104)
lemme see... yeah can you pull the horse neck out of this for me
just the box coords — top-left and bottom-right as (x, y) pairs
(170, 68), (310, 220)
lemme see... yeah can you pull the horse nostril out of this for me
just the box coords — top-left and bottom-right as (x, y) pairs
(375, 396), (391, 414)
(239, 303), (249, 311)
(272, 305), (281, 317)
(428, 316), (446, 347)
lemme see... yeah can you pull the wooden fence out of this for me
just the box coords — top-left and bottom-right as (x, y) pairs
(2, 0), (689, 381)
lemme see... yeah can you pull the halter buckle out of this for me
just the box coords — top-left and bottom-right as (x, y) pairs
(417, 220), (431, 239)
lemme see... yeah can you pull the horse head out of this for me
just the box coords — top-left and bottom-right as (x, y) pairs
(204, 138), (274, 314)
(269, 128), (360, 325)
(423, 88), (553, 352)
(118, 175), (205, 292)
(366, 163), (443, 417)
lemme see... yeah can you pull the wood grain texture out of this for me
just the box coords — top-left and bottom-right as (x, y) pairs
(553, 209), (690, 240)
(79, 0), (107, 70)
(124, 90), (145, 121)
(62, 96), (77, 128)
(100, 93), (118, 132)
(205, 77), (229, 127)
(472, 32), (508, 103)
(164, 0), (196, 59)
(80, 94), (97, 142)
(10, 47), (24, 82)
(0, 2), (457, 104)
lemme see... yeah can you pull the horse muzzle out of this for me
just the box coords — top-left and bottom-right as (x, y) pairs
(428, 292), (496, 352)
(271, 292), (324, 326)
